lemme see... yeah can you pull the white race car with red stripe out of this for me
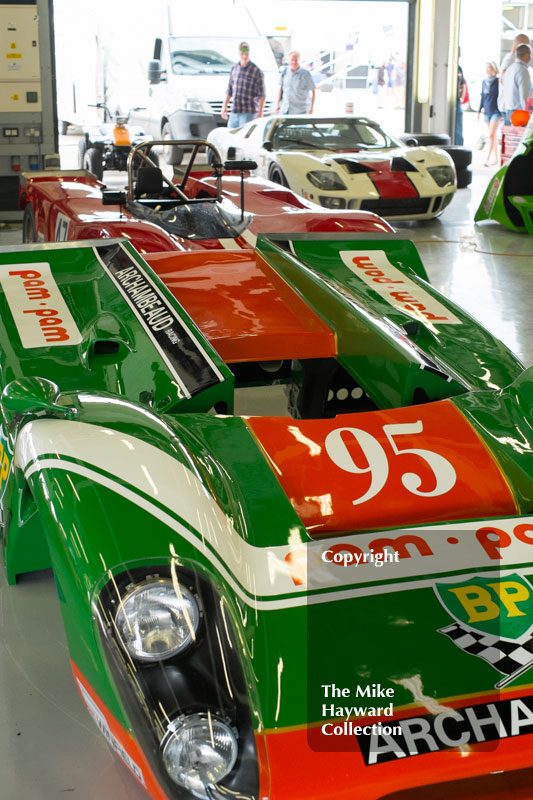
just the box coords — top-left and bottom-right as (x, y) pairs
(207, 116), (457, 220)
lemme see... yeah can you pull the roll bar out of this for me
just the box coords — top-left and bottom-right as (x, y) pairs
(126, 140), (223, 203)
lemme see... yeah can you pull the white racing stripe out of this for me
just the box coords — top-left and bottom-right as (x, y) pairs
(240, 228), (257, 248)
(15, 419), (533, 610)
(218, 238), (245, 250)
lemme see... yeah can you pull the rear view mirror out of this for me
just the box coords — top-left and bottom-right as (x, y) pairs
(2, 377), (72, 418)
(262, 141), (273, 151)
(148, 59), (162, 85)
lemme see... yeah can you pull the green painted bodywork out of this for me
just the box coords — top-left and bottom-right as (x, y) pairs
(475, 128), (533, 233)
(257, 234), (523, 409)
(1, 237), (533, 796)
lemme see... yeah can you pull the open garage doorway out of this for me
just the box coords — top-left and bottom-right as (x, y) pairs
(247, 0), (410, 132)
(53, 0), (411, 152)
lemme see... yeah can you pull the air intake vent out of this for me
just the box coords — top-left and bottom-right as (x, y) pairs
(391, 157), (418, 172)
(93, 340), (120, 355)
(334, 159), (374, 174)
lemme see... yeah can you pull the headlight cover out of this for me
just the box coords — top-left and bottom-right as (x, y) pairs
(319, 196), (347, 209)
(162, 713), (238, 797)
(427, 165), (455, 187)
(114, 579), (200, 661)
(307, 170), (347, 190)
(183, 97), (205, 112)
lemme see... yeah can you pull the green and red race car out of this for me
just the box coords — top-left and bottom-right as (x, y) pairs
(1, 233), (533, 799)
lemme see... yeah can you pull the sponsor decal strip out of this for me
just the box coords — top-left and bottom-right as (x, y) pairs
(72, 662), (168, 798)
(357, 694), (533, 765)
(0, 261), (82, 348)
(339, 249), (462, 327)
(17, 420), (533, 611)
(93, 242), (224, 398)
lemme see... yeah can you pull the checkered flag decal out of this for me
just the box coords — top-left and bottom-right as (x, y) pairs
(439, 622), (533, 676)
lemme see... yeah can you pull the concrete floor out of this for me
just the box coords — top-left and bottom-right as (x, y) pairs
(0, 124), (532, 799)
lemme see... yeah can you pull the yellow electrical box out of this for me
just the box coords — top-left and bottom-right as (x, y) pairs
(1, 4), (40, 112)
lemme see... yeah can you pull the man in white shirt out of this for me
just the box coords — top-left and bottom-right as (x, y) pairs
(500, 33), (530, 77)
(501, 44), (532, 124)
(275, 52), (315, 115)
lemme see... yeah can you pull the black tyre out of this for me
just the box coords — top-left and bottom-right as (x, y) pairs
(83, 147), (104, 180)
(161, 122), (184, 165)
(133, 148), (160, 172)
(440, 145), (472, 169)
(456, 166), (472, 189)
(207, 147), (219, 167)
(147, 148), (159, 167)
(22, 205), (36, 243)
(269, 166), (289, 187)
(78, 136), (89, 168)
(399, 132), (452, 147)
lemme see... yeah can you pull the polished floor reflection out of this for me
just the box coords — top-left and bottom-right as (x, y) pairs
(0, 154), (532, 799)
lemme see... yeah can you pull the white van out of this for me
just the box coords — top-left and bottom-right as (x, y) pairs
(142, 9), (279, 163)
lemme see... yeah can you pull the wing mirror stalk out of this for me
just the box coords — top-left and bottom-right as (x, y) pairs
(224, 159), (258, 221)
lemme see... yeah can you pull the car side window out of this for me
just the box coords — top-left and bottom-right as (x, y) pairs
(353, 123), (388, 148)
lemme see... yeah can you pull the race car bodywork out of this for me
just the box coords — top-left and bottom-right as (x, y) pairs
(19, 140), (392, 254)
(475, 127), (533, 234)
(1, 235), (533, 800)
(207, 116), (457, 221)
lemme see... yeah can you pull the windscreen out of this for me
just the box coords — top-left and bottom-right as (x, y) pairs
(271, 119), (401, 151)
(169, 36), (277, 75)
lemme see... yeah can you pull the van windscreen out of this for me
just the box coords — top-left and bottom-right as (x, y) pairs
(169, 37), (276, 74)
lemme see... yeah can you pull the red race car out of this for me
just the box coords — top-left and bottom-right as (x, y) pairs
(19, 139), (393, 252)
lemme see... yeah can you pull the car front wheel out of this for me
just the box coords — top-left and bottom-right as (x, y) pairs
(161, 122), (184, 166)
(83, 147), (104, 180)
(78, 136), (89, 168)
(269, 166), (289, 187)
(22, 205), (36, 243)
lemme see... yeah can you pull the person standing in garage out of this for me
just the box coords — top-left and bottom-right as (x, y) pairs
(275, 51), (315, 115)
(501, 44), (532, 125)
(455, 50), (466, 145)
(500, 33), (530, 78)
(478, 61), (503, 166)
(221, 42), (265, 129)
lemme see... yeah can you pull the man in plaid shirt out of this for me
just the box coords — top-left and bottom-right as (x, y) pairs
(222, 42), (265, 129)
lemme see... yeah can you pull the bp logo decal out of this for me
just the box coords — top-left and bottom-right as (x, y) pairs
(0, 425), (12, 500)
(435, 574), (533, 689)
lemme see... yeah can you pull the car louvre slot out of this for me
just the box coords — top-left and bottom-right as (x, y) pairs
(360, 197), (430, 215)
(334, 158), (374, 174)
(391, 157), (419, 172)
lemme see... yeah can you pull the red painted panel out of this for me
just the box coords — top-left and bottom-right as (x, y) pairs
(362, 161), (419, 199)
(146, 250), (336, 363)
(247, 401), (517, 533)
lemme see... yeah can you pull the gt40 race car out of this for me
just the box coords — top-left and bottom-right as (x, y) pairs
(1, 234), (533, 800)
(207, 116), (457, 221)
(19, 139), (392, 253)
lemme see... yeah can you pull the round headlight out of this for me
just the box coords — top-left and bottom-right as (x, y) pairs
(162, 713), (238, 797)
(115, 579), (200, 661)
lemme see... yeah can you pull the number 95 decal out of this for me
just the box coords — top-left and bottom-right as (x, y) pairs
(246, 401), (517, 532)
(325, 421), (457, 506)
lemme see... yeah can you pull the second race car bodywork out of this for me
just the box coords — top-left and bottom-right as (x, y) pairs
(19, 139), (392, 253)
(475, 126), (533, 234)
(207, 116), (457, 220)
(1, 234), (533, 800)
